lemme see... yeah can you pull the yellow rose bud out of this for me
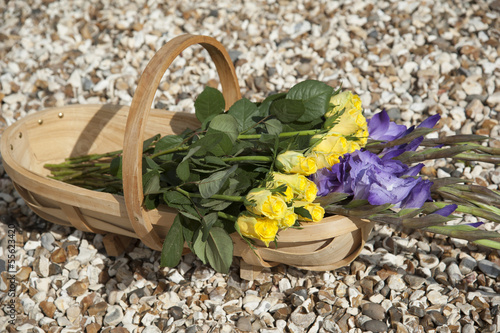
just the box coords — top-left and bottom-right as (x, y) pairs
(307, 151), (341, 170)
(295, 201), (325, 222)
(311, 133), (349, 156)
(276, 151), (317, 175)
(266, 181), (294, 202)
(245, 188), (287, 220)
(325, 91), (362, 119)
(277, 207), (298, 229)
(270, 172), (316, 201)
(271, 172), (308, 193)
(301, 180), (318, 203)
(329, 109), (367, 137)
(236, 214), (278, 246)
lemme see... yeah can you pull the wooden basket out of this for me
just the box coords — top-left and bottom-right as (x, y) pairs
(0, 34), (374, 279)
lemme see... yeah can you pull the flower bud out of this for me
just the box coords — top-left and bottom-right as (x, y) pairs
(236, 214), (278, 246)
(311, 134), (349, 156)
(325, 91), (362, 119)
(277, 207), (298, 229)
(276, 151), (317, 175)
(245, 188), (287, 220)
(295, 201), (325, 222)
(307, 151), (341, 170)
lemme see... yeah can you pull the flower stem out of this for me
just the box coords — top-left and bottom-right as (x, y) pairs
(176, 187), (245, 202)
(222, 156), (273, 163)
(150, 146), (189, 159)
(218, 211), (238, 222)
(237, 129), (323, 140)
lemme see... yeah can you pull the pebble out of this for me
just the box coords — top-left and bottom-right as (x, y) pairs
(387, 275), (406, 292)
(418, 253), (440, 269)
(40, 233), (56, 251)
(362, 303), (386, 320)
(477, 260), (500, 278)
(104, 305), (124, 326)
(459, 255), (477, 275)
(361, 320), (389, 333)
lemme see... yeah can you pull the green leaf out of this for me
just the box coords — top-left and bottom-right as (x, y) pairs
(192, 228), (208, 264)
(164, 191), (191, 205)
(199, 165), (238, 198)
(270, 98), (305, 123)
(176, 146), (201, 181)
(295, 207), (312, 220)
(205, 227), (234, 274)
(265, 118), (283, 136)
(144, 156), (159, 171)
(143, 134), (161, 152)
(192, 132), (233, 157)
(227, 98), (260, 132)
(160, 215), (184, 268)
(143, 170), (160, 195)
(204, 156), (228, 167)
(180, 216), (198, 251)
(195, 86), (225, 123)
(144, 194), (159, 210)
(286, 80), (334, 122)
(208, 114), (240, 142)
(258, 92), (287, 116)
(200, 198), (233, 211)
(201, 212), (219, 242)
(154, 135), (184, 155)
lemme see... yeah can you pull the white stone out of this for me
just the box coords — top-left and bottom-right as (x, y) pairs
(141, 312), (158, 326)
(462, 79), (483, 95)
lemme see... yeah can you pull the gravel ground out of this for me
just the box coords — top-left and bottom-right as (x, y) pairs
(1, 0), (500, 332)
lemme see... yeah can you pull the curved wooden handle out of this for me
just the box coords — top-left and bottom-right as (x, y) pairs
(123, 34), (241, 250)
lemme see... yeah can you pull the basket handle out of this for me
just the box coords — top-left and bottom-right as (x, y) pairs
(122, 34), (241, 250)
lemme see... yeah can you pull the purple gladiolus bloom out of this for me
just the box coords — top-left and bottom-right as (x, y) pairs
(367, 110), (407, 141)
(312, 150), (433, 208)
(368, 111), (441, 159)
(418, 114), (441, 129)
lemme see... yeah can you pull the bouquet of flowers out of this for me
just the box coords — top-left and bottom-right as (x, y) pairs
(45, 80), (500, 273)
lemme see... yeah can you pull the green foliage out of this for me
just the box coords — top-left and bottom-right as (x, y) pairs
(160, 215), (184, 268)
(194, 86), (225, 123)
(286, 80), (333, 122)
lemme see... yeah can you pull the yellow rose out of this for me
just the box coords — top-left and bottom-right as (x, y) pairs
(295, 201), (325, 222)
(325, 91), (362, 119)
(270, 172), (316, 201)
(307, 151), (341, 170)
(276, 151), (317, 175)
(266, 181), (294, 202)
(245, 188), (287, 220)
(271, 172), (308, 193)
(277, 207), (298, 229)
(311, 133), (349, 156)
(329, 109), (367, 137)
(356, 128), (369, 147)
(236, 214), (279, 246)
(301, 180), (318, 203)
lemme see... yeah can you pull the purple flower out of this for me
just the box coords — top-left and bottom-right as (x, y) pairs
(311, 150), (432, 208)
(418, 114), (441, 129)
(367, 110), (407, 141)
(368, 111), (442, 159)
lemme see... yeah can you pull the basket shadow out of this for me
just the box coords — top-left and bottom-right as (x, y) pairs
(69, 104), (197, 158)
